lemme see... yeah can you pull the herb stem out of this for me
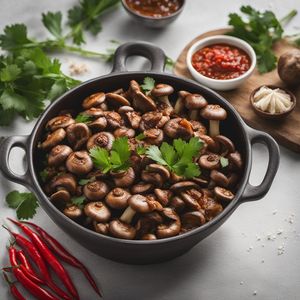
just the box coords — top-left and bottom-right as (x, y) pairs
(63, 45), (109, 59)
(280, 9), (297, 27)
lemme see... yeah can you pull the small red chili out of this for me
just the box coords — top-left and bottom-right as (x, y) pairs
(2, 271), (26, 300)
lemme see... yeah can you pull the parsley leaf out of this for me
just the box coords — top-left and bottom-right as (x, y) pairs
(220, 157), (229, 168)
(136, 145), (147, 155)
(75, 113), (93, 123)
(135, 133), (146, 141)
(42, 12), (63, 39)
(39, 169), (49, 183)
(71, 195), (86, 208)
(146, 137), (203, 179)
(6, 190), (39, 220)
(141, 77), (155, 94)
(79, 177), (96, 185)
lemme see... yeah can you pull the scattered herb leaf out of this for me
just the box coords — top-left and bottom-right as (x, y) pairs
(135, 133), (146, 141)
(220, 157), (229, 168)
(75, 113), (93, 123)
(79, 176), (96, 185)
(39, 169), (49, 182)
(141, 77), (155, 94)
(136, 144), (147, 155)
(71, 195), (86, 208)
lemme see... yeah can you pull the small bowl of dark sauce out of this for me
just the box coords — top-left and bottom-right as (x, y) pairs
(122, 0), (185, 28)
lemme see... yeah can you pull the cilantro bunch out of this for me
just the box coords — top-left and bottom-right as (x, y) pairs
(228, 6), (297, 73)
(146, 137), (204, 179)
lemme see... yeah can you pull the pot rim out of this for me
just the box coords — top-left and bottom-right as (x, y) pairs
(28, 71), (251, 245)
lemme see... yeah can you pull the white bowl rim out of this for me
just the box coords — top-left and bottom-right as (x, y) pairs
(186, 35), (256, 84)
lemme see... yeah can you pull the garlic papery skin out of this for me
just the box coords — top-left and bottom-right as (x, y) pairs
(253, 86), (292, 114)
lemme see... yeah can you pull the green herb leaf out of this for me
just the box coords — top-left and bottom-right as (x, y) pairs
(220, 157), (229, 168)
(0, 24), (31, 50)
(146, 145), (169, 166)
(136, 145), (147, 155)
(39, 169), (49, 183)
(75, 113), (93, 123)
(79, 176), (95, 185)
(90, 146), (111, 172)
(141, 77), (155, 93)
(71, 195), (86, 207)
(42, 11), (63, 39)
(6, 190), (39, 220)
(135, 133), (146, 141)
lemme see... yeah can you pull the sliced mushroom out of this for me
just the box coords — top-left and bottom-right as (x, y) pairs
(180, 188), (202, 210)
(170, 181), (198, 192)
(66, 123), (91, 150)
(203, 198), (223, 220)
(40, 128), (66, 150)
(151, 83), (174, 106)
(169, 196), (185, 213)
(50, 173), (77, 195)
(46, 115), (75, 132)
(82, 92), (106, 109)
(87, 132), (115, 150)
(48, 145), (72, 167)
(83, 181), (109, 201)
(105, 93), (130, 107)
(83, 107), (104, 118)
(139, 111), (163, 131)
(184, 94), (208, 120)
(125, 111), (141, 129)
(66, 151), (93, 175)
(192, 176), (209, 187)
(109, 219), (136, 240)
(84, 202), (111, 222)
(141, 233), (157, 240)
(50, 189), (71, 208)
(63, 205), (83, 219)
(131, 182), (153, 194)
(105, 188), (131, 209)
(132, 91), (156, 112)
(210, 170), (229, 187)
(88, 117), (107, 131)
(141, 170), (164, 188)
(104, 111), (123, 128)
(93, 222), (109, 235)
(228, 151), (243, 170)
(113, 127), (135, 138)
(144, 128), (164, 145)
(182, 211), (206, 230)
(200, 104), (227, 137)
(163, 118), (193, 140)
(199, 154), (221, 170)
(174, 91), (190, 114)
(154, 188), (172, 206)
(118, 105), (134, 114)
(156, 208), (181, 238)
(214, 186), (235, 201)
(214, 135), (235, 156)
(111, 167), (135, 188)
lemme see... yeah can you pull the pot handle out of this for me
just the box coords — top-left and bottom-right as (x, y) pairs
(241, 128), (280, 202)
(0, 135), (33, 189)
(111, 42), (166, 73)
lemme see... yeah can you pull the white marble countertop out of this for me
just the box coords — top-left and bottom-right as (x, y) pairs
(0, 0), (299, 299)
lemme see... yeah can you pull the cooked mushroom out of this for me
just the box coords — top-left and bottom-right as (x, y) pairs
(82, 92), (106, 109)
(131, 182), (153, 194)
(174, 90), (190, 114)
(228, 151), (243, 170)
(125, 111), (141, 129)
(83, 181), (109, 201)
(105, 93), (130, 107)
(132, 91), (157, 112)
(170, 181), (198, 192)
(198, 134), (219, 153)
(46, 115), (75, 132)
(151, 83), (174, 106)
(190, 120), (207, 136)
(88, 117), (107, 131)
(109, 219), (136, 240)
(93, 222), (109, 235)
(163, 118), (193, 140)
(141, 233), (157, 240)
(200, 104), (227, 137)
(214, 135), (235, 156)
(203, 198), (223, 220)
(66, 123), (91, 150)
(113, 127), (135, 138)
(105, 188), (130, 209)
(185, 94), (208, 120)
(169, 196), (185, 213)
(210, 170), (229, 187)
(181, 211), (206, 230)
(180, 188), (202, 210)
(198, 154), (221, 170)
(66, 151), (93, 175)
(214, 186), (235, 201)
(84, 202), (111, 222)
(50, 189), (71, 208)
(48, 145), (72, 167)
(83, 107), (104, 118)
(156, 208), (181, 238)
(40, 128), (66, 150)
(86, 132), (115, 150)
(154, 188), (172, 206)
(50, 173), (77, 195)
(139, 111), (163, 131)
(118, 105), (134, 114)
(144, 128), (164, 145)
(63, 205), (83, 219)
(104, 111), (123, 128)
(111, 167), (135, 188)
(141, 170), (164, 188)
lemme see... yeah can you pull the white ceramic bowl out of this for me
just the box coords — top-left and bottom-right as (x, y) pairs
(186, 35), (256, 91)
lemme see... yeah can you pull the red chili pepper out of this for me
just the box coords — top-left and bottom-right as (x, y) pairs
(23, 220), (102, 297)
(3, 226), (72, 300)
(8, 246), (59, 300)
(8, 218), (79, 300)
(3, 271), (26, 300)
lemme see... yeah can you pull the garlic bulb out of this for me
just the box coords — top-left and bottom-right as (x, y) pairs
(253, 86), (292, 114)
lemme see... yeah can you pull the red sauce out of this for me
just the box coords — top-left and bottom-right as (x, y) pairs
(125, 0), (182, 18)
(191, 44), (251, 80)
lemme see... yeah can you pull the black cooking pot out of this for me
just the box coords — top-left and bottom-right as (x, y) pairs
(0, 42), (280, 264)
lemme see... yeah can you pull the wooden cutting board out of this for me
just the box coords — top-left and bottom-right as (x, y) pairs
(174, 28), (300, 153)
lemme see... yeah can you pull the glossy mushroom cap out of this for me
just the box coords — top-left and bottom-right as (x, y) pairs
(109, 219), (136, 240)
(48, 145), (72, 167)
(111, 167), (135, 188)
(200, 104), (227, 121)
(50, 173), (77, 195)
(156, 208), (181, 239)
(93, 222), (109, 235)
(203, 198), (223, 220)
(180, 189), (202, 210)
(66, 151), (93, 175)
(170, 181), (198, 192)
(63, 205), (83, 219)
(185, 94), (208, 110)
(144, 128), (164, 145)
(182, 211), (206, 230)
(214, 186), (235, 201)
(66, 123), (91, 150)
(50, 189), (71, 208)
(163, 118), (193, 140)
(46, 115), (75, 132)
(141, 233), (157, 240)
(87, 132), (115, 151)
(83, 181), (109, 201)
(114, 127), (135, 138)
(84, 201), (111, 222)
(198, 154), (221, 170)
(151, 84), (174, 97)
(210, 170), (229, 187)
(131, 182), (153, 194)
(105, 93), (130, 107)
(140, 111), (163, 131)
(128, 194), (163, 214)
(132, 91), (157, 112)
(105, 188), (131, 209)
(154, 188), (172, 206)
(228, 151), (243, 170)
(82, 92), (106, 109)
(40, 128), (66, 150)
(88, 117), (107, 131)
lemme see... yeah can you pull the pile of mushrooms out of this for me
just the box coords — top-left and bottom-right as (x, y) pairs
(38, 79), (243, 240)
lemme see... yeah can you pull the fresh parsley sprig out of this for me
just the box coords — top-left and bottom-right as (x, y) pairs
(89, 136), (131, 173)
(141, 77), (155, 94)
(146, 137), (204, 179)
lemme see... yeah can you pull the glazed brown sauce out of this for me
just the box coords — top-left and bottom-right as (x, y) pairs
(125, 0), (182, 18)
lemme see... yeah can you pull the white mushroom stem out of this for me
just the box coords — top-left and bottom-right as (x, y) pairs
(209, 120), (220, 137)
(174, 97), (184, 114)
(158, 96), (172, 106)
(120, 206), (136, 224)
(189, 109), (198, 120)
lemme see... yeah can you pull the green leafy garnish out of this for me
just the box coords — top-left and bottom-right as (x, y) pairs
(228, 6), (297, 73)
(220, 157), (229, 168)
(75, 113), (93, 123)
(135, 133), (146, 141)
(136, 144), (147, 155)
(71, 195), (86, 208)
(79, 177), (96, 186)
(39, 169), (49, 183)
(146, 137), (203, 179)
(6, 191), (39, 220)
(141, 77), (155, 94)
(89, 137), (131, 173)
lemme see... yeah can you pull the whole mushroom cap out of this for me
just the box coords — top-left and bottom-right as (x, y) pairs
(87, 132), (115, 151)
(151, 84), (174, 97)
(50, 189), (71, 207)
(200, 104), (227, 121)
(182, 211), (206, 229)
(156, 208), (181, 238)
(63, 205), (82, 219)
(214, 186), (235, 201)
(128, 194), (162, 213)
(132, 91), (157, 112)
(198, 154), (221, 170)
(111, 167), (135, 188)
(40, 128), (66, 150)
(185, 94), (208, 110)
(93, 222), (109, 235)
(46, 115), (75, 132)
(88, 117), (107, 131)
(48, 145), (72, 167)
(109, 220), (136, 240)
(82, 92), (106, 109)
(50, 173), (77, 195)
(83, 180), (109, 201)
(66, 151), (93, 175)
(66, 123), (91, 150)
(84, 201), (111, 222)
(170, 181), (198, 192)
(105, 188), (131, 209)
(105, 93), (130, 106)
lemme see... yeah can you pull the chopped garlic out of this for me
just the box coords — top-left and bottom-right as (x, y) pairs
(253, 86), (292, 114)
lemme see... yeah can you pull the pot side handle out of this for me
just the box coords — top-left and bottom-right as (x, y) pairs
(111, 42), (166, 73)
(241, 128), (280, 202)
(0, 135), (33, 189)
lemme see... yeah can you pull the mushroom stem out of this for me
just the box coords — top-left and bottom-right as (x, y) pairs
(174, 98), (184, 114)
(159, 96), (171, 106)
(189, 109), (198, 120)
(209, 120), (220, 137)
(120, 206), (136, 224)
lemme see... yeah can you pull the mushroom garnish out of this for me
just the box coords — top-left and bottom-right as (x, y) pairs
(214, 187), (235, 201)
(87, 132), (115, 151)
(200, 104), (227, 137)
(109, 220), (136, 240)
(156, 208), (181, 238)
(40, 128), (66, 150)
(66, 123), (91, 150)
(105, 188), (131, 209)
(46, 115), (75, 132)
(83, 181), (109, 201)
(82, 92), (106, 109)
(151, 83), (174, 106)
(66, 151), (93, 175)
(184, 94), (208, 120)
(63, 205), (83, 219)
(48, 145), (72, 167)
(84, 202), (111, 222)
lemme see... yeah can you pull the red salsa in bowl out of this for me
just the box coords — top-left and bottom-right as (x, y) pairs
(191, 44), (251, 80)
